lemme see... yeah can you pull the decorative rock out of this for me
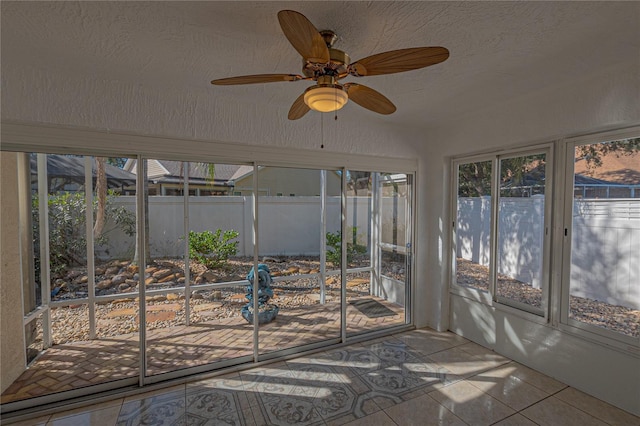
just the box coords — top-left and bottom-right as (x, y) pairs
(106, 266), (120, 276)
(145, 277), (157, 285)
(95, 267), (105, 275)
(79, 275), (89, 284)
(149, 295), (167, 302)
(271, 271), (282, 277)
(152, 269), (173, 279)
(177, 277), (186, 284)
(118, 283), (130, 292)
(212, 290), (222, 300)
(111, 274), (127, 286)
(191, 292), (204, 300)
(145, 266), (158, 274)
(262, 256), (283, 263)
(298, 268), (310, 274)
(127, 264), (138, 274)
(66, 270), (82, 279)
(125, 279), (137, 286)
(286, 267), (299, 274)
(166, 293), (179, 301)
(96, 279), (113, 290)
(158, 274), (177, 283)
(310, 268), (320, 274)
(201, 271), (218, 282)
(194, 275), (204, 284)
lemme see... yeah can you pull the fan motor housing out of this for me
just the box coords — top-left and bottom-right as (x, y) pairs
(302, 47), (350, 79)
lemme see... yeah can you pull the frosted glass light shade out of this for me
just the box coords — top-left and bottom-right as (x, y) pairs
(304, 86), (348, 112)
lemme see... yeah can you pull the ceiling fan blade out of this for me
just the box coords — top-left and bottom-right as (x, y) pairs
(288, 93), (311, 120)
(350, 47), (449, 76)
(277, 10), (329, 63)
(344, 83), (396, 115)
(211, 74), (304, 85)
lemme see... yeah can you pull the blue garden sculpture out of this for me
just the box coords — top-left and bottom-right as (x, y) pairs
(241, 263), (279, 324)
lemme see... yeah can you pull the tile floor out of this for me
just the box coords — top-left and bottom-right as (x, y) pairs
(4, 328), (639, 426)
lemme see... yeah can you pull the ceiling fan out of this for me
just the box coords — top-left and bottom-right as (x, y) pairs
(211, 10), (449, 120)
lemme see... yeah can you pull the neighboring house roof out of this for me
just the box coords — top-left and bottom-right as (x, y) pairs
(574, 174), (618, 185)
(574, 151), (640, 185)
(229, 165), (257, 182)
(124, 159), (239, 186)
(31, 154), (137, 190)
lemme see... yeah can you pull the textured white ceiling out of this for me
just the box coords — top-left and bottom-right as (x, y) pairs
(1, 1), (638, 132)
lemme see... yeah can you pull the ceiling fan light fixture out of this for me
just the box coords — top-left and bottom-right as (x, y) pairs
(304, 85), (348, 112)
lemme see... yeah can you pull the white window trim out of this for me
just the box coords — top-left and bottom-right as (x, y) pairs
(450, 144), (554, 324)
(558, 126), (640, 350)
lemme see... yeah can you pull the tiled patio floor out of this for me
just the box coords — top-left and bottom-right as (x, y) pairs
(1, 299), (405, 405)
(4, 328), (639, 425)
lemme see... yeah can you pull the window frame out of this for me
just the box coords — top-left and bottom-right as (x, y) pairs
(450, 143), (554, 322)
(558, 128), (640, 349)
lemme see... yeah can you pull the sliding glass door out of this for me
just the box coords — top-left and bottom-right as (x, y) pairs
(1, 148), (416, 411)
(257, 166), (342, 356)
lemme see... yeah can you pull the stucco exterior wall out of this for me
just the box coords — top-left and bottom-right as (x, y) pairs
(234, 168), (341, 196)
(1, 152), (26, 393)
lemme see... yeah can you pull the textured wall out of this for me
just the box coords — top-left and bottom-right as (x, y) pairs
(0, 66), (420, 159)
(415, 50), (640, 415)
(1, 152), (26, 393)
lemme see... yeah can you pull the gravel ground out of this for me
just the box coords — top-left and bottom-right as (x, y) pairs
(456, 258), (639, 338)
(30, 255), (407, 349)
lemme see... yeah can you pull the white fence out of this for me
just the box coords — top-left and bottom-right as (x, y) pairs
(457, 197), (640, 310)
(102, 195), (406, 260)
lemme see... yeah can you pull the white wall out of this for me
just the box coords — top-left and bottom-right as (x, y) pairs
(418, 56), (640, 415)
(1, 152), (27, 393)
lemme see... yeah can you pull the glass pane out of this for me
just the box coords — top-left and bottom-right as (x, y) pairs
(2, 153), (139, 404)
(496, 154), (546, 312)
(141, 160), (255, 375)
(257, 167), (341, 355)
(569, 139), (640, 338)
(456, 160), (492, 291)
(186, 162), (253, 365)
(346, 170), (372, 268)
(378, 173), (409, 326)
(347, 172), (409, 337)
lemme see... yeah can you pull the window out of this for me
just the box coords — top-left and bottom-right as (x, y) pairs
(455, 159), (493, 293)
(453, 148), (552, 317)
(563, 137), (640, 341)
(495, 153), (549, 315)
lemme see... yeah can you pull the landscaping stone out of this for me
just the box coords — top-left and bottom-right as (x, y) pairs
(96, 279), (113, 290)
(105, 266), (120, 275)
(111, 274), (127, 286)
(152, 268), (173, 279)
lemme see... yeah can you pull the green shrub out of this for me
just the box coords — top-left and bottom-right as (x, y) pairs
(188, 229), (239, 269)
(326, 228), (367, 266)
(32, 191), (135, 280)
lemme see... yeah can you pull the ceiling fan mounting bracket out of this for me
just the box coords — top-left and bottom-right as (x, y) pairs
(319, 30), (338, 48)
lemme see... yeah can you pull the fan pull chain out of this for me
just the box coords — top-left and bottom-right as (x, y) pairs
(320, 112), (324, 149)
